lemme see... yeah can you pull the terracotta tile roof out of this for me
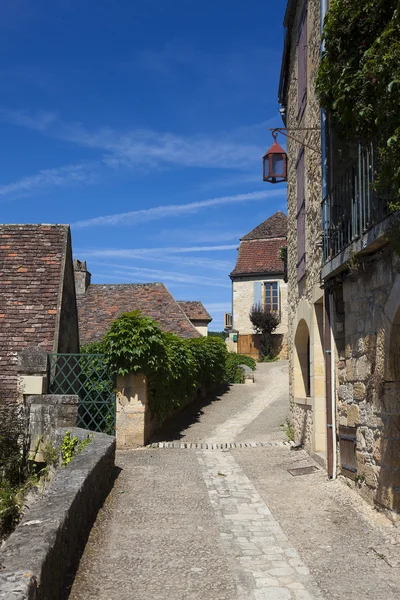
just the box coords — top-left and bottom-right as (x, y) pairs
(241, 211), (287, 241)
(77, 283), (201, 344)
(177, 301), (212, 323)
(0, 224), (69, 391)
(230, 239), (287, 277)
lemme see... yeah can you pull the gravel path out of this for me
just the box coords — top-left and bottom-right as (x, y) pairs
(67, 361), (400, 600)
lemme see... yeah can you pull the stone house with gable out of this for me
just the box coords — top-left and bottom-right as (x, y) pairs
(279, 0), (400, 515)
(74, 260), (201, 344)
(229, 211), (288, 359)
(0, 224), (79, 398)
(177, 301), (212, 336)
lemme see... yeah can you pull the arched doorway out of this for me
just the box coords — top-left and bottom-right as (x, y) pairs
(294, 319), (310, 399)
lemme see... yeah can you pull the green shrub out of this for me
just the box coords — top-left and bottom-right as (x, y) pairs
(103, 311), (167, 376)
(225, 353), (256, 384)
(99, 312), (229, 420)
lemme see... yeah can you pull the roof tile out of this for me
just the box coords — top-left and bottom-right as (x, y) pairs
(77, 283), (201, 344)
(0, 224), (69, 392)
(241, 211), (287, 241)
(177, 301), (212, 323)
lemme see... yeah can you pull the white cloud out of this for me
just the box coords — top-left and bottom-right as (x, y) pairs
(92, 265), (230, 289)
(0, 106), (284, 199)
(0, 161), (99, 197)
(0, 107), (58, 131)
(73, 189), (286, 228)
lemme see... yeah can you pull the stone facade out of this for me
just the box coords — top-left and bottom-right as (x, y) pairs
(280, 0), (325, 455)
(230, 212), (288, 359)
(280, 0), (400, 517)
(232, 275), (288, 338)
(334, 250), (400, 513)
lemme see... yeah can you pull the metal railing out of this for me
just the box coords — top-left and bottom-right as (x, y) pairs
(322, 144), (393, 263)
(49, 353), (116, 435)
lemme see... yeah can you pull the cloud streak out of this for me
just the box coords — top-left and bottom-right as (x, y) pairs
(0, 106), (279, 199)
(73, 189), (286, 228)
(91, 264), (230, 288)
(0, 161), (99, 198)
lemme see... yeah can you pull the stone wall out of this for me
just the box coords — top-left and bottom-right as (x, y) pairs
(283, 0), (324, 449)
(232, 275), (288, 336)
(0, 428), (115, 600)
(335, 250), (400, 513)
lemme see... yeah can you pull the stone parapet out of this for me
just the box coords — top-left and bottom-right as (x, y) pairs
(0, 428), (115, 600)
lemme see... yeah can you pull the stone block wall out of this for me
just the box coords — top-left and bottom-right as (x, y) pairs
(335, 250), (400, 513)
(232, 276), (288, 336)
(283, 0), (324, 449)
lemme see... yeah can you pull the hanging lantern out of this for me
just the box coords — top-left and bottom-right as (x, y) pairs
(262, 132), (287, 184)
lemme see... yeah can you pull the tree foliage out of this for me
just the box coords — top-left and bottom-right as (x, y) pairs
(249, 305), (280, 336)
(316, 0), (400, 200)
(249, 304), (280, 360)
(93, 312), (229, 420)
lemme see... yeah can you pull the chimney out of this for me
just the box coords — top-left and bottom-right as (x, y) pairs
(74, 259), (91, 295)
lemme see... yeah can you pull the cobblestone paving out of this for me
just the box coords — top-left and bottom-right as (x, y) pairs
(203, 364), (287, 444)
(197, 450), (324, 600)
(67, 361), (400, 600)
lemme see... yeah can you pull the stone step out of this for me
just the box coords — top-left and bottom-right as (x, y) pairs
(145, 440), (295, 450)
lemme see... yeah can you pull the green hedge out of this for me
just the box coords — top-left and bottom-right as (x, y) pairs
(84, 312), (228, 420)
(225, 353), (256, 384)
(82, 313), (258, 420)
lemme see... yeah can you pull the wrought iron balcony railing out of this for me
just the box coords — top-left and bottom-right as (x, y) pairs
(322, 144), (393, 263)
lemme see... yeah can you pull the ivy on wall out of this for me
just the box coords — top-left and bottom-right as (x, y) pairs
(316, 0), (400, 204)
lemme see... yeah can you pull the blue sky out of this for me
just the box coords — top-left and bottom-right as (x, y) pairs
(0, 0), (287, 330)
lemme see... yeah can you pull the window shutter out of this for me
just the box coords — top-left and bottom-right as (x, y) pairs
(297, 4), (308, 119)
(296, 150), (306, 281)
(253, 282), (262, 308)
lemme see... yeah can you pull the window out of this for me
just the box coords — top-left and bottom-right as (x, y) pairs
(297, 3), (308, 120)
(296, 149), (306, 281)
(265, 282), (279, 311)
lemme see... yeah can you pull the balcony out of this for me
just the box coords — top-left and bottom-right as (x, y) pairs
(322, 144), (393, 271)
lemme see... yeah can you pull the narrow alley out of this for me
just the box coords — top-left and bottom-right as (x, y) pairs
(67, 363), (400, 600)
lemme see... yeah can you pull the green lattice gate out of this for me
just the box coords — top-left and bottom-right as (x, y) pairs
(48, 353), (116, 435)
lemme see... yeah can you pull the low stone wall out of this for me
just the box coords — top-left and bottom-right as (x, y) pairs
(292, 402), (313, 449)
(0, 427), (116, 600)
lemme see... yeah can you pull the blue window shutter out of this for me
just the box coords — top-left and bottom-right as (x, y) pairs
(253, 282), (262, 308)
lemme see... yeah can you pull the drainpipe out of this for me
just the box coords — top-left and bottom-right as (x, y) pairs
(324, 290), (337, 479)
(329, 293), (337, 479)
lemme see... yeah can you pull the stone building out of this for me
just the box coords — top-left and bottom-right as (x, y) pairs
(74, 260), (200, 344)
(279, 0), (400, 515)
(229, 211), (288, 359)
(0, 224), (79, 397)
(177, 301), (212, 336)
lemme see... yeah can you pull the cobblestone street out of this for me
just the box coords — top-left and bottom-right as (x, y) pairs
(67, 362), (400, 600)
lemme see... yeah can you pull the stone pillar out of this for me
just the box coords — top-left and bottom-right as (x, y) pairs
(27, 395), (79, 461)
(116, 373), (155, 448)
(17, 346), (48, 398)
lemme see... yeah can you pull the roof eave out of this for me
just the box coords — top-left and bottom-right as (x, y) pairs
(230, 270), (285, 280)
(278, 0), (297, 107)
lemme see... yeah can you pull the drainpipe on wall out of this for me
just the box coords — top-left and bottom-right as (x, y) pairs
(321, 0), (336, 479)
(324, 290), (337, 479)
(329, 292), (337, 479)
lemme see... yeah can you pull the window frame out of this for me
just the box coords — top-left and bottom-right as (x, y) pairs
(264, 281), (280, 312)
